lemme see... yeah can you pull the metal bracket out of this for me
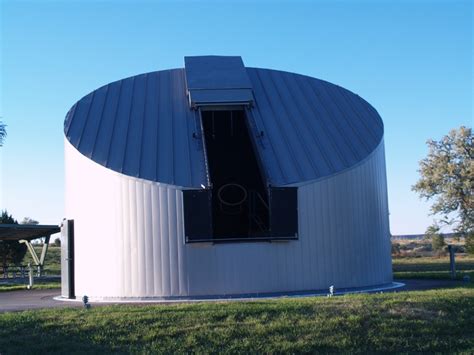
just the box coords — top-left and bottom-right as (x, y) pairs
(19, 235), (50, 276)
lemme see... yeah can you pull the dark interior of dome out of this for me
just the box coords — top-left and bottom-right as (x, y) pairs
(201, 109), (270, 238)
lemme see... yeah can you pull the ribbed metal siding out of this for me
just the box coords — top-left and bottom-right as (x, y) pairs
(116, 180), (187, 297)
(66, 139), (188, 298)
(65, 66), (383, 188)
(67, 137), (391, 298)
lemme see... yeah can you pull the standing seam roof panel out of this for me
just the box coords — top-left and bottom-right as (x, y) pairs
(337, 88), (379, 143)
(323, 84), (373, 155)
(92, 80), (123, 167)
(339, 88), (383, 138)
(123, 74), (147, 177)
(247, 69), (302, 184)
(65, 66), (383, 188)
(172, 69), (192, 186)
(285, 73), (341, 172)
(258, 69), (311, 180)
(277, 71), (331, 175)
(66, 93), (92, 147)
(78, 85), (108, 158)
(246, 68), (383, 185)
(306, 79), (358, 166)
(295, 77), (350, 167)
(106, 77), (135, 173)
(140, 73), (159, 181)
(268, 70), (322, 179)
(156, 71), (172, 185)
(316, 83), (364, 161)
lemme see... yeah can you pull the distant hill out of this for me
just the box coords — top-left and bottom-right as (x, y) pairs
(392, 233), (458, 240)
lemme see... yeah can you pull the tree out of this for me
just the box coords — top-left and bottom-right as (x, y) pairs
(0, 121), (6, 147)
(21, 217), (39, 225)
(425, 225), (446, 252)
(412, 126), (473, 253)
(0, 210), (27, 269)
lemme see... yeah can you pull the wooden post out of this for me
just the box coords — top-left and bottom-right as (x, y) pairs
(448, 245), (456, 279)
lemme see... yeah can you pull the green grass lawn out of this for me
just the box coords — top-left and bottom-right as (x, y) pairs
(0, 286), (473, 353)
(0, 281), (60, 293)
(0, 253), (473, 352)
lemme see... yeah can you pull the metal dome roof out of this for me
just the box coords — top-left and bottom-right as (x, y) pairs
(64, 56), (383, 188)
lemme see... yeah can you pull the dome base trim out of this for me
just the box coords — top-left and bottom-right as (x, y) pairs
(54, 282), (403, 303)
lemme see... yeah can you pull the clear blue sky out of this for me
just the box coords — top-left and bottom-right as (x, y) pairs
(1, 0), (472, 234)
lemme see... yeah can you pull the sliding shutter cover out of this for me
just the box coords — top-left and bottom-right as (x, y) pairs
(270, 187), (298, 238)
(183, 189), (213, 242)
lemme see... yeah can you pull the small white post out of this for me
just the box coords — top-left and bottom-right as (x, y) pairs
(27, 263), (34, 289)
(328, 285), (334, 297)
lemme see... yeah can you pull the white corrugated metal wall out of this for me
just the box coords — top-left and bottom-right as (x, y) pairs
(66, 139), (391, 299)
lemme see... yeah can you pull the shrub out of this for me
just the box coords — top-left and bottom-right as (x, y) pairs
(466, 232), (474, 255)
(432, 234), (446, 252)
(391, 243), (401, 256)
